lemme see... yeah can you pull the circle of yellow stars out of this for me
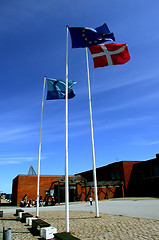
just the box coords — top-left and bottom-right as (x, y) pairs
(81, 29), (106, 45)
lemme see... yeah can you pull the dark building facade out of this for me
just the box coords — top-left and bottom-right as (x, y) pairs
(12, 154), (159, 205)
(126, 154), (159, 197)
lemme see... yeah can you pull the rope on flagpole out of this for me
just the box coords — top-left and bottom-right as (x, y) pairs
(85, 47), (99, 218)
(36, 75), (46, 217)
(65, 25), (69, 232)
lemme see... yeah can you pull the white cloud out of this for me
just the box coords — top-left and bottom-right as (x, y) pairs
(96, 90), (159, 114)
(91, 72), (159, 95)
(0, 155), (47, 165)
(0, 126), (38, 143)
(96, 116), (150, 131)
(0, 156), (35, 165)
(130, 138), (159, 146)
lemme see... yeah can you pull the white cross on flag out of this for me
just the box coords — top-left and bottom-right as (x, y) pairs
(89, 43), (130, 68)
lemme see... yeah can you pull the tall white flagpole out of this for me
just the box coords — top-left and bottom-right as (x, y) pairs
(86, 48), (99, 218)
(65, 25), (69, 232)
(36, 75), (46, 217)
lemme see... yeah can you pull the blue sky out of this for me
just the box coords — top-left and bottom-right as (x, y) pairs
(1, 1), (159, 193)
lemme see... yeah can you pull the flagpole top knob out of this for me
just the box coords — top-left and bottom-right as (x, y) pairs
(44, 75), (46, 77)
(66, 25), (69, 28)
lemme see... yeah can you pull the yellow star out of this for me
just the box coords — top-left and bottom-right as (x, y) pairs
(89, 41), (92, 44)
(94, 40), (97, 43)
(82, 34), (85, 37)
(84, 38), (87, 41)
(82, 30), (85, 32)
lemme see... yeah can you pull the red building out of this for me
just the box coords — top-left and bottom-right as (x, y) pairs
(12, 154), (159, 205)
(12, 175), (61, 206)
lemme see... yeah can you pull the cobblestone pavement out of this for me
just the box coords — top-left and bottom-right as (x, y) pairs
(0, 210), (159, 240)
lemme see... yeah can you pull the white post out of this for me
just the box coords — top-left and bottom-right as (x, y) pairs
(36, 75), (46, 217)
(65, 25), (69, 232)
(86, 48), (99, 218)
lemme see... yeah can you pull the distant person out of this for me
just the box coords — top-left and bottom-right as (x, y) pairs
(30, 199), (33, 207)
(23, 194), (27, 207)
(89, 197), (93, 205)
(20, 200), (24, 207)
(40, 195), (43, 207)
(26, 201), (30, 207)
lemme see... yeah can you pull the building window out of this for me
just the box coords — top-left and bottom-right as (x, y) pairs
(152, 164), (159, 177)
(111, 172), (116, 180)
(116, 171), (121, 179)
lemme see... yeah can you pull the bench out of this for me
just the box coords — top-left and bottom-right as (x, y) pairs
(0, 211), (3, 218)
(21, 212), (33, 222)
(32, 219), (50, 230)
(26, 217), (38, 226)
(15, 209), (24, 216)
(32, 219), (55, 239)
(55, 232), (81, 240)
(40, 226), (57, 239)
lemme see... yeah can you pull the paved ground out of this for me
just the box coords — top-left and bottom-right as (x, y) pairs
(2, 198), (159, 220)
(98, 198), (159, 220)
(0, 198), (159, 239)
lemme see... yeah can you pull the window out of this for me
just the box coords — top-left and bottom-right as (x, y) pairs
(152, 164), (159, 177)
(111, 172), (116, 180)
(116, 171), (121, 179)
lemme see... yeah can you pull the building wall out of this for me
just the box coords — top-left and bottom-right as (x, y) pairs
(96, 162), (123, 182)
(76, 184), (124, 201)
(12, 175), (124, 205)
(12, 175), (61, 205)
(122, 161), (140, 195)
(127, 156), (159, 197)
(78, 161), (139, 199)
(11, 155), (159, 205)
(12, 176), (19, 205)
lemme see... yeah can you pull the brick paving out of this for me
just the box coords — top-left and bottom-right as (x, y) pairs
(0, 210), (159, 239)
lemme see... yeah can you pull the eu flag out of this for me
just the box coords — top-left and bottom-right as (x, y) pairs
(68, 23), (115, 48)
(46, 78), (76, 100)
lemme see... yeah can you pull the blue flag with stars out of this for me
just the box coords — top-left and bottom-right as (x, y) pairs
(46, 78), (76, 100)
(68, 23), (115, 48)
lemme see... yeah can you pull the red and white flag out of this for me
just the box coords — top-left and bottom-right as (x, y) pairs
(89, 43), (130, 68)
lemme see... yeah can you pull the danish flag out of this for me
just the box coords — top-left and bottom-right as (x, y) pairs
(89, 43), (130, 68)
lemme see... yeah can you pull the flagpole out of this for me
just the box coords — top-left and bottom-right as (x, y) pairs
(36, 75), (46, 217)
(65, 25), (69, 232)
(85, 47), (99, 218)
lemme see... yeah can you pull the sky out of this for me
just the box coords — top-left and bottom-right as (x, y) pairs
(1, 0), (159, 194)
